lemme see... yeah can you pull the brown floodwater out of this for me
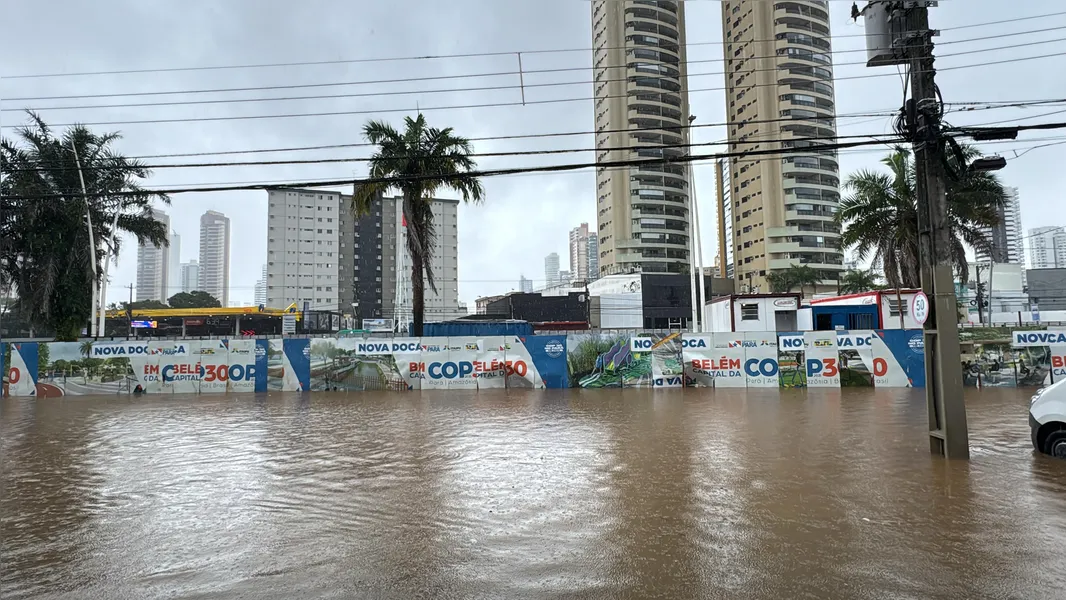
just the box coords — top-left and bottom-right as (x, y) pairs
(2, 388), (1065, 599)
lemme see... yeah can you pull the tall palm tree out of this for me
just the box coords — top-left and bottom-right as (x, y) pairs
(1, 113), (169, 340)
(838, 269), (883, 295)
(836, 147), (1005, 289)
(351, 114), (484, 336)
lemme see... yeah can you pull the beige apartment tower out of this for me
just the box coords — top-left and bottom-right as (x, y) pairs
(721, 0), (843, 293)
(592, 0), (692, 276)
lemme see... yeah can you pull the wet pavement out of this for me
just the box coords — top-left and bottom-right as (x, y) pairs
(2, 388), (1064, 599)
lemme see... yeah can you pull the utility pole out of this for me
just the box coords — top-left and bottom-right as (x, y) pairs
(861, 1), (969, 458)
(71, 138), (99, 339)
(905, 2), (970, 459)
(127, 283), (134, 338)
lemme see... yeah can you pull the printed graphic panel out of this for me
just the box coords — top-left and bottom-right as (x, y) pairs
(804, 331), (840, 388)
(227, 339), (268, 393)
(777, 333), (806, 388)
(516, 335), (566, 389)
(682, 334), (715, 388)
(567, 332), (631, 389)
(881, 330), (926, 388)
(417, 338), (450, 390)
(744, 332), (780, 388)
(870, 331), (911, 387)
(836, 331), (875, 387)
(4, 342), (38, 397)
(630, 333), (682, 388)
(475, 336), (507, 390)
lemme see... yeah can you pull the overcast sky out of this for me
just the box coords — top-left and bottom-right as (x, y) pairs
(2, 0), (1064, 307)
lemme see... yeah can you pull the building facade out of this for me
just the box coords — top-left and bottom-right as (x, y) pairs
(180, 261), (199, 293)
(568, 222), (600, 283)
(976, 187), (1023, 264)
(253, 264), (267, 307)
(1029, 226), (1066, 269)
(592, 0), (692, 276)
(519, 275), (533, 293)
(135, 207), (171, 303)
(266, 190), (463, 326)
(721, 0), (843, 293)
(198, 210), (231, 306)
(544, 252), (561, 287)
(166, 232), (181, 301)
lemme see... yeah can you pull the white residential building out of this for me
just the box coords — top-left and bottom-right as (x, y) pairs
(166, 231), (181, 301)
(265, 190), (340, 311)
(977, 187), (1023, 265)
(544, 252), (561, 287)
(180, 261), (199, 293)
(519, 275), (533, 293)
(135, 208), (171, 303)
(198, 210), (231, 306)
(1029, 226), (1066, 269)
(385, 196), (464, 325)
(254, 264), (267, 307)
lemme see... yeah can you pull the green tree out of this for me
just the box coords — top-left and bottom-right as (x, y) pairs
(80, 340), (94, 358)
(37, 342), (50, 372)
(1, 114), (169, 340)
(838, 269), (883, 295)
(767, 264), (821, 298)
(127, 300), (169, 310)
(351, 114), (485, 335)
(167, 291), (221, 309)
(837, 147), (1005, 288)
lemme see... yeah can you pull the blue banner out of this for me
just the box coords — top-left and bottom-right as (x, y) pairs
(254, 340), (270, 392)
(520, 335), (568, 389)
(881, 330), (926, 388)
(283, 338), (311, 392)
(3, 342), (39, 397)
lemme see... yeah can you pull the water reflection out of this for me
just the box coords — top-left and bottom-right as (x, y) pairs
(2, 388), (1064, 599)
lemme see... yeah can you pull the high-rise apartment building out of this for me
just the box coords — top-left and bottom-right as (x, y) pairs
(1029, 226), (1066, 269)
(266, 189), (463, 326)
(519, 275), (533, 293)
(569, 222), (601, 283)
(135, 208), (171, 302)
(166, 231), (181, 301)
(592, 0), (692, 276)
(721, 0), (843, 293)
(253, 264), (268, 307)
(976, 187), (1023, 264)
(198, 210), (231, 306)
(180, 261), (199, 293)
(544, 252), (561, 287)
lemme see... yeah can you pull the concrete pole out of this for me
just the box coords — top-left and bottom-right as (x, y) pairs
(906, 3), (969, 459)
(71, 139), (98, 338)
(692, 171), (708, 332)
(684, 123), (699, 333)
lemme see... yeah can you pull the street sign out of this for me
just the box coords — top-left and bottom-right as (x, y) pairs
(130, 320), (157, 329)
(910, 291), (930, 325)
(282, 314), (297, 335)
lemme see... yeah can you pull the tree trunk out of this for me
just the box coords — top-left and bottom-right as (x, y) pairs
(410, 249), (425, 337)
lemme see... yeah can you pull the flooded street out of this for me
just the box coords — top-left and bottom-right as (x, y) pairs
(2, 389), (1064, 599)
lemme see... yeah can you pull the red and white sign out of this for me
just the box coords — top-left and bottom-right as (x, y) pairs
(910, 292), (931, 325)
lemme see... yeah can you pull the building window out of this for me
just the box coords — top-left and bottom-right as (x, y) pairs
(741, 303), (759, 320)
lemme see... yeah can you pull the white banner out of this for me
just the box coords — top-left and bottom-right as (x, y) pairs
(197, 340), (229, 394)
(744, 332), (780, 388)
(1012, 329), (1066, 347)
(391, 338), (422, 390)
(682, 334), (715, 388)
(475, 336), (507, 389)
(504, 335), (547, 389)
(418, 339), (450, 390)
(804, 331), (840, 388)
(445, 337), (480, 390)
(227, 340), (257, 393)
(6, 344), (36, 397)
(868, 332), (910, 387)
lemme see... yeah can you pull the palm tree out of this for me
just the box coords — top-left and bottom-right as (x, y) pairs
(836, 147), (1005, 289)
(838, 269), (883, 295)
(767, 264), (821, 298)
(1, 113), (169, 340)
(351, 114), (485, 336)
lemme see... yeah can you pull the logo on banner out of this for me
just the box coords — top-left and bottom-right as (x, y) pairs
(411, 360), (529, 380)
(681, 338), (708, 349)
(813, 339), (833, 348)
(1013, 331), (1066, 346)
(745, 358), (779, 377)
(908, 333), (924, 352)
(654, 376), (683, 386)
(837, 335), (873, 347)
(806, 358), (839, 378)
(544, 340), (564, 358)
(780, 336), (804, 349)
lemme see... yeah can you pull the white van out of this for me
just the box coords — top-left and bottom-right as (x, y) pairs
(1030, 378), (1066, 458)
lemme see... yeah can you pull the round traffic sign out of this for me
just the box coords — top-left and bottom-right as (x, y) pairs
(911, 291), (931, 325)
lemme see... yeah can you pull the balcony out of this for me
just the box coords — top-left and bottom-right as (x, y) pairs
(625, 6), (679, 27)
(627, 20), (680, 41)
(773, 2), (829, 22)
(629, 76), (682, 94)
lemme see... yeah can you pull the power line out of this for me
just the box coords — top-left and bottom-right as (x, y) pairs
(2, 4), (1047, 80)
(3, 134), (911, 200)
(12, 29), (1066, 114)
(7, 27), (1064, 107)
